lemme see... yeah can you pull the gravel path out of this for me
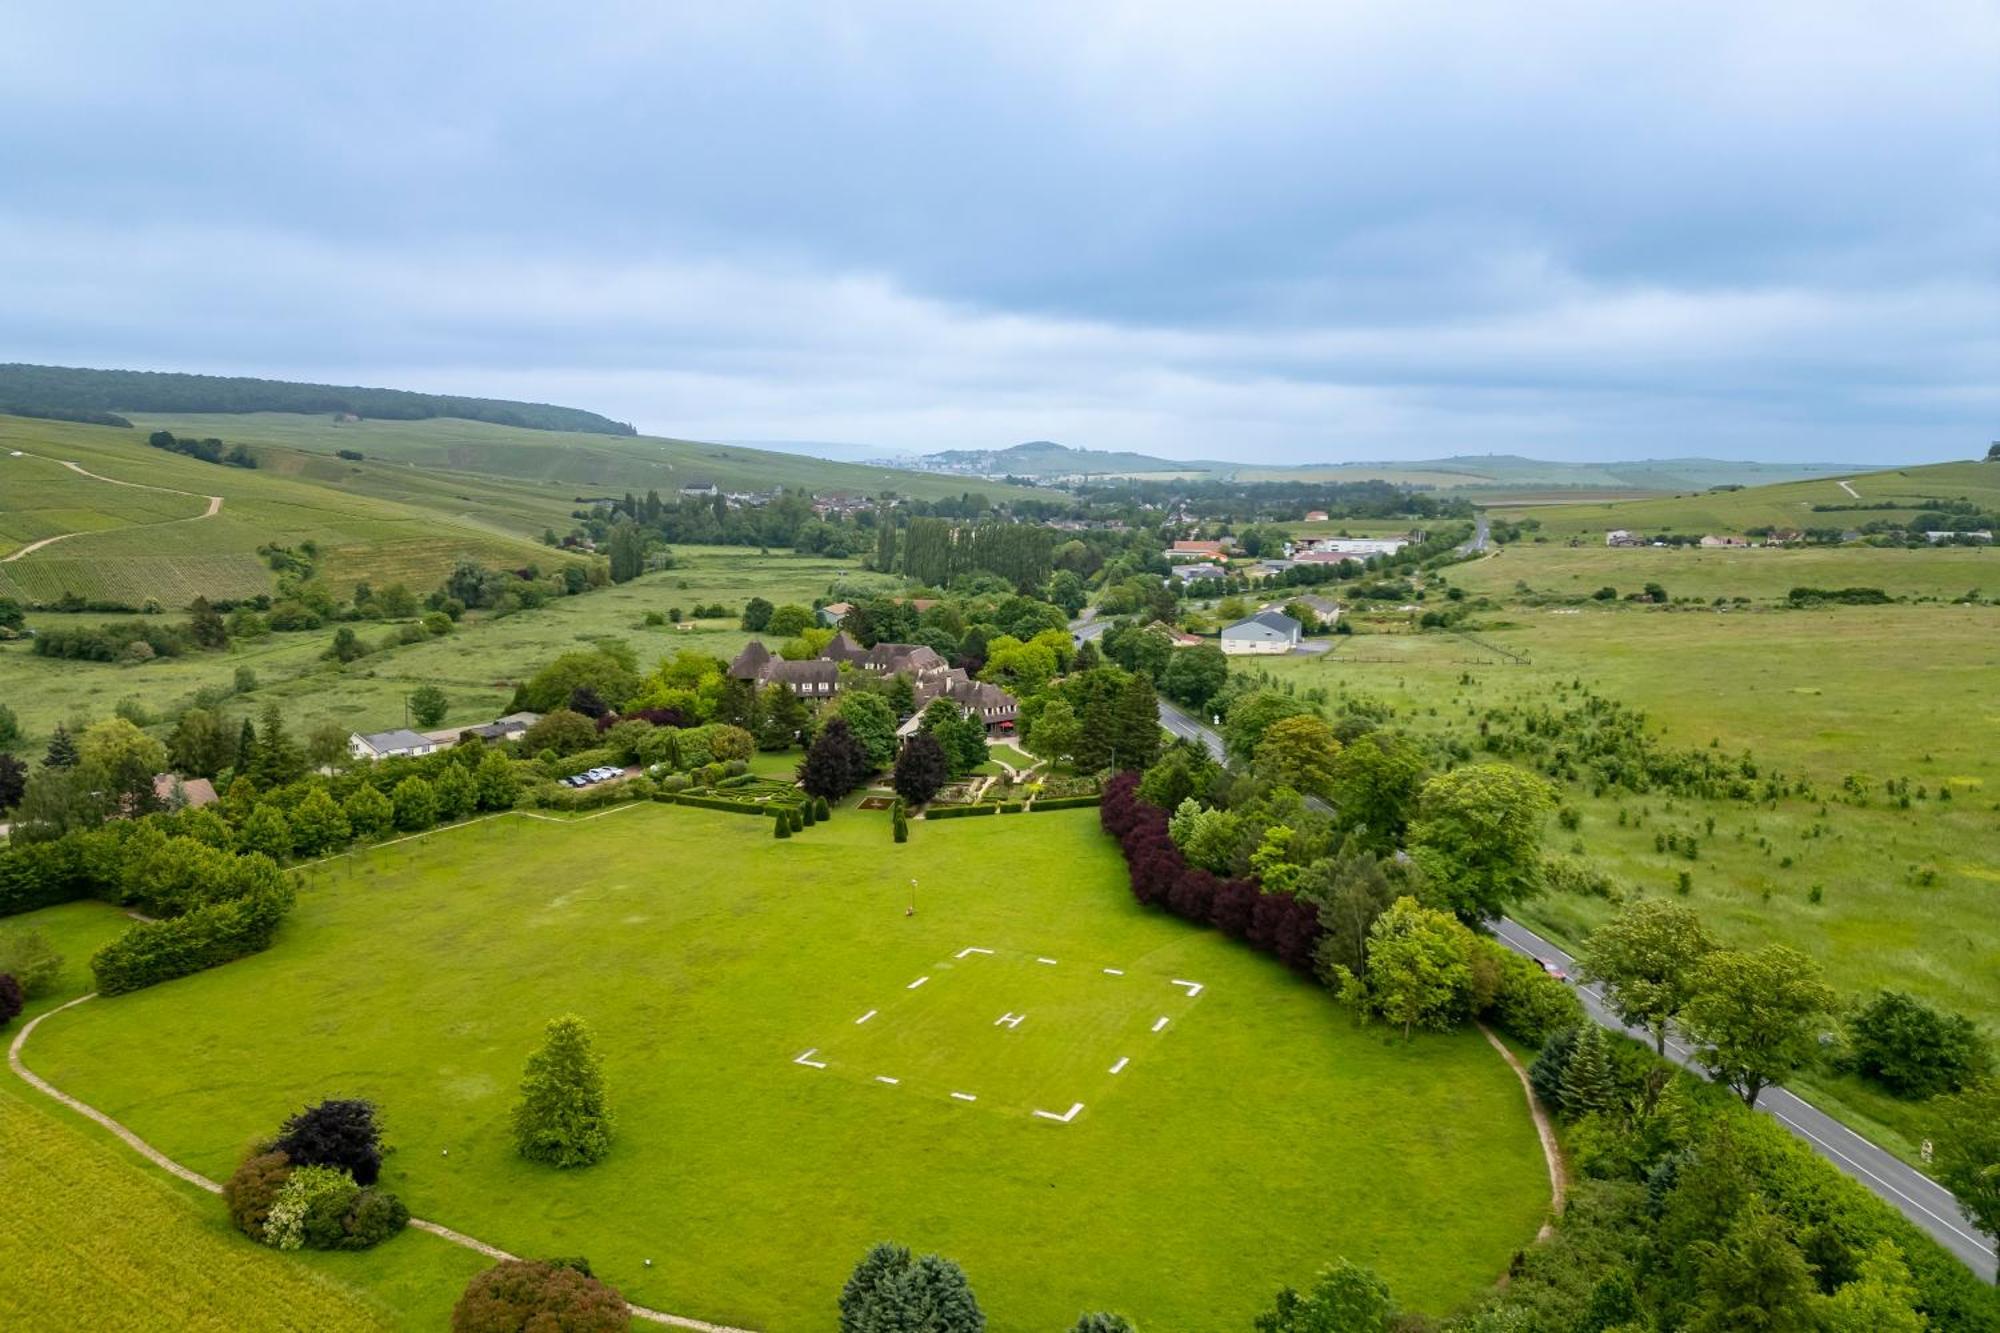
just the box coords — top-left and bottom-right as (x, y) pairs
(2, 453), (224, 561)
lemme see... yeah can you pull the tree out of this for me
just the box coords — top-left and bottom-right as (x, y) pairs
(306, 721), (351, 770)
(1680, 945), (1837, 1107)
(1253, 715), (1341, 797)
(166, 708), (233, 778)
(892, 799), (909, 843)
(1222, 691), (1308, 764)
(1161, 643), (1228, 711)
(391, 776), (437, 830)
(344, 783), (393, 839)
(838, 1242), (985, 1333)
(894, 733), (950, 806)
(1847, 992), (1990, 1099)
(234, 716), (259, 775)
(514, 650), (640, 716)
(475, 749), (520, 809)
(409, 685), (450, 728)
(1579, 898), (1715, 1055)
(1304, 852), (1394, 982)
(289, 786), (352, 855)
(1365, 897), (1471, 1040)
(1027, 698), (1081, 766)
(43, 723), (79, 770)
(1558, 1022), (1616, 1117)
(434, 762), (478, 820)
(1690, 1197), (1816, 1333)
(1407, 763), (1555, 922)
(79, 717), (168, 815)
(1070, 1317), (1134, 1333)
(1812, 1240), (1927, 1333)
(513, 1015), (614, 1168)
(326, 626), (368, 663)
(1252, 1258), (1396, 1333)
(1931, 1078), (2000, 1254)
(606, 521), (648, 583)
(238, 804), (294, 863)
(741, 596), (775, 631)
(451, 1260), (628, 1333)
(0, 703), (16, 748)
(757, 683), (810, 750)
(521, 709), (597, 756)
(0, 974), (21, 1029)
(0, 752), (26, 813)
(766, 603), (815, 637)
(835, 692), (899, 772)
(274, 1098), (385, 1186)
(1324, 730), (1427, 851)
(1110, 670), (1163, 771)
(0, 929), (64, 999)
(801, 718), (870, 800)
(252, 703), (305, 787)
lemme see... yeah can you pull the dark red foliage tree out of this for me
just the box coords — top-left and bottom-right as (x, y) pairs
(1167, 867), (1219, 923)
(451, 1260), (627, 1333)
(1210, 880), (1258, 940)
(800, 718), (868, 800)
(893, 732), (950, 806)
(0, 973), (21, 1028)
(274, 1098), (384, 1186)
(0, 752), (26, 813)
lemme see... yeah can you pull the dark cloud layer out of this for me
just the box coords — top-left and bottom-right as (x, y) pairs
(2, 2), (1994, 461)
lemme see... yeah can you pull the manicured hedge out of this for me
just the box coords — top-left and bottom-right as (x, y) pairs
(1029, 794), (1102, 811)
(924, 804), (996, 820)
(529, 777), (652, 812)
(661, 792), (783, 816)
(92, 884), (294, 996)
(996, 801), (1024, 813)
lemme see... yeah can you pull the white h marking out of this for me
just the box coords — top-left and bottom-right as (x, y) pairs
(994, 1012), (1025, 1029)
(1033, 1102), (1085, 1123)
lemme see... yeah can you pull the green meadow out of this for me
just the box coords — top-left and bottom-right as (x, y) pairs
(1235, 598), (2000, 1157)
(21, 805), (1550, 1332)
(1447, 540), (1997, 604)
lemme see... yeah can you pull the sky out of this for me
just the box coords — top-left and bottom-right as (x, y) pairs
(2, 2), (1996, 464)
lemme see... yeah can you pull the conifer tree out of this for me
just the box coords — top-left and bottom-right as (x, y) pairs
(1559, 1022), (1616, 1117)
(43, 723), (80, 770)
(512, 1015), (614, 1168)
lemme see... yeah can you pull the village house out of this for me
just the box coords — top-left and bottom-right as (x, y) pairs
(1302, 536), (1410, 557)
(348, 728), (441, 762)
(1699, 534), (1749, 548)
(730, 634), (1017, 732)
(1171, 563), (1225, 582)
(1168, 539), (1228, 561)
(1606, 529), (1643, 547)
(442, 711), (542, 745)
(1303, 510), (1329, 522)
(816, 601), (853, 627)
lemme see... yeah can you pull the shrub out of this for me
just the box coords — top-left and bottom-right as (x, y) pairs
(0, 927), (64, 998)
(775, 811), (791, 839)
(1030, 794), (1102, 811)
(0, 973), (22, 1027)
(1071, 1317), (1134, 1333)
(224, 1149), (294, 1240)
(840, 1242), (984, 1333)
(1847, 992), (1991, 1098)
(338, 1187), (410, 1250)
(892, 800), (909, 843)
(264, 1164), (360, 1251)
(788, 805), (804, 833)
(513, 1015), (614, 1168)
(451, 1259), (628, 1333)
(274, 1098), (385, 1186)
(814, 795), (831, 821)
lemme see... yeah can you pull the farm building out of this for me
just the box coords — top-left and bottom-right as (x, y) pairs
(1304, 536), (1409, 557)
(1699, 534), (1749, 548)
(1169, 539), (1228, 561)
(1172, 563), (1225, 582)
(443, 711), (542, 745)
(1606, 529), (1643, 547)
(817, 601), (854, 627)
(1221, 610), (1301, 655)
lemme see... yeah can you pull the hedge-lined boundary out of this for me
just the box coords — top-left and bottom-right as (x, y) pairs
(1029, 794), (1102, 811)
(93, 884), (293, 995)
(658, 792), (798, 817)
(1100, 772), (1322, 973)
(923, 804), (997, 820)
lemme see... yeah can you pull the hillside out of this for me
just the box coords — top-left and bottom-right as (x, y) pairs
(129, 412), (1052, 503)
(1493, 457), (2000, 538)
(918, 440), (1212, 478)
(0, 363), (634, 436)
(0, 414), (585, 607)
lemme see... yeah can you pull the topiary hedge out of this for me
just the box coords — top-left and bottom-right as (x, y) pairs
(1030, 794), (1103, 811)
(924, 804), (997, 820)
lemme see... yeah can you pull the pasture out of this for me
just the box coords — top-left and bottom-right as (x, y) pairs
(1445, 540), (1997, 604)
(21, 805), (1550, 1331)
(1233, 601), (2000, 1156)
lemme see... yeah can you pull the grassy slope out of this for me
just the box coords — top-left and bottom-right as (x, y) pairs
(1493, 458), (2000, 539)
(0, 415), (581, 607)
(0, 546), (879, 753)
(1233, 598), (2000, 1157)
(25, 807), (1548, 1332)
(129, 413), (1053, 504)
(1234, 456), (1879, 491)
(1449, 540), (1999, 603)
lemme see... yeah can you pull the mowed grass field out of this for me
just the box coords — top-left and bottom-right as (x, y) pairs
(0, 414), (580, 608)
(1236, 600), (2000, 1156)
(22, 806), (1550, 1331)
(0, 545), (876, 752)
(1447, 540), (1999, 603)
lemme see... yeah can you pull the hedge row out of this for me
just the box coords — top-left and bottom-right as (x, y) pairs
(657, 792), (794, 816)
(528, 777), (653, 812)
(0, 831), (123, 916)
(93, 883), (294, 996)
(924, 804), (997, 820)
(1101, 772), (1322, 973)
(1028, 794), (1102, 811)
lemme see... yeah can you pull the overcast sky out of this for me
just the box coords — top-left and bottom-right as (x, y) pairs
(3, 2), (1995, 463)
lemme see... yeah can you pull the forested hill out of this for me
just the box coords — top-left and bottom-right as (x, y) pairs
(0, 363), (636, 436)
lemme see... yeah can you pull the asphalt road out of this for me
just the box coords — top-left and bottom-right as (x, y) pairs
(1150, 695), (1996, 1280)
(1460, 510), (1491, 554)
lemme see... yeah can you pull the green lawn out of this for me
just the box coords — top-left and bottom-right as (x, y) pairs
(1447, 541), (1997, 604)
(21, 805), (1549, 1331)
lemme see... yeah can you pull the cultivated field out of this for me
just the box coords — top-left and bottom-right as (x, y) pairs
(1447, 540), (1998, 603)
(22, 805), (1550, 1331)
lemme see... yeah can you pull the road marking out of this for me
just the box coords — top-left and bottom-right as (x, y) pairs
(950, 1091), (977, 1102)
(1109, 1057), (1129, 1074)
(1170, 979), (1204, 997)
(1768, 1107), (1996, 1257)
(954, 947), (993, 959)
(855, 1010), (877, 1024)
(994, 1012), (1024, 1029)
(1032, 1102), (1085, 1123)
(1151, 1016), (1169, 1033)
(1102, 968), (1124, 976)
(874, 1075), (900, 1086)
(1035, 957), (1058, 965)
(907, 976), (929, 990)
(793, 1049), (826, 1069)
